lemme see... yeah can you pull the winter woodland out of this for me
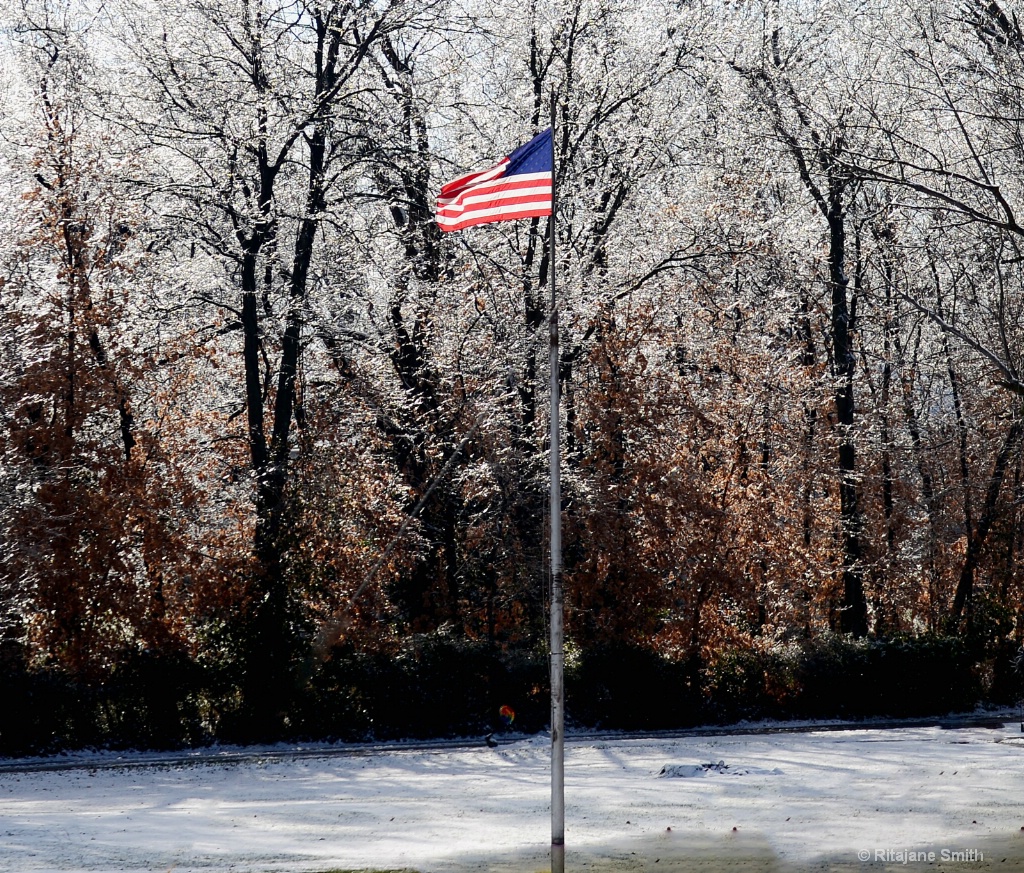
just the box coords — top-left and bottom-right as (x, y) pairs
(1, 0), (1023, 745)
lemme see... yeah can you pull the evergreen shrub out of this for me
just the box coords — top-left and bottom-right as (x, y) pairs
(567, 643), (703, 730)
(0, 631), (1007, 755)
(299, 635), (550, 740)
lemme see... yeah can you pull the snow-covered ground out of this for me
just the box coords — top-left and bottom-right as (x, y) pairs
(2, 718), (1024, 873)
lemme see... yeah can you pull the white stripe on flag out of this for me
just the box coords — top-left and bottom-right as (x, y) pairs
(436, 200), (552, 228)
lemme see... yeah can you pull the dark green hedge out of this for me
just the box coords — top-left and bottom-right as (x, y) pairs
(291, 637), (550, 741)
(0, 633), (1014, 756)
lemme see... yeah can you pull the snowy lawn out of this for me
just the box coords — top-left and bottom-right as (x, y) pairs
(1, 719), (1023, 873)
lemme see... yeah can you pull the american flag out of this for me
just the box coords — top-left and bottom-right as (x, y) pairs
(436, 128), (553, 232)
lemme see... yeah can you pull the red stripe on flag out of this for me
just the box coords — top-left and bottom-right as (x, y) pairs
(438, 159), (509, 199)
(437, 202), (553, 232)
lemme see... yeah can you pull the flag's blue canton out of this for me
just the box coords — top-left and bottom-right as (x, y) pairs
(506, 128), (553, 176)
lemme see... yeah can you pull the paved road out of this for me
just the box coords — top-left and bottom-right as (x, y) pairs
(0, 710), (1017, 774)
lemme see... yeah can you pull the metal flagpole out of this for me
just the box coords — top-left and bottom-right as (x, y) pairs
(548, 87), (565, 873)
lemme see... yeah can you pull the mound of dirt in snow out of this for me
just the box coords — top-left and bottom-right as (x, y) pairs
(658, 761), (783, 777)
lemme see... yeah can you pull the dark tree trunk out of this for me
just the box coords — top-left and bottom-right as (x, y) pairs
(827, 190), (869, 637)
(238, 8), (348, 735)
(744, 40), (871, 636)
